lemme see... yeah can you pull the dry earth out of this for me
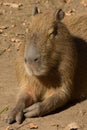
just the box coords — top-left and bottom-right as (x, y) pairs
(0, 0), (87, 130)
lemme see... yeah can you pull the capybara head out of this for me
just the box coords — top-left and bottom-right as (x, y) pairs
(24, 7), (65, 76)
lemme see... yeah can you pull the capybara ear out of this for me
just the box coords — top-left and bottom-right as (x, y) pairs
(55, 9), (65, 21)
(33, 7), (38, 16)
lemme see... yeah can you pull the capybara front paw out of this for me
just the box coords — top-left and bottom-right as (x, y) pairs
(6, 108), (24, 124)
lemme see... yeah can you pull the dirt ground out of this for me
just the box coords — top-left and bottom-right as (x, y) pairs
(0, 0), (87, 130)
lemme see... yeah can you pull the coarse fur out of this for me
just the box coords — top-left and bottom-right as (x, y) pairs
(6, 9), (87, 124)
(63, 14), (87, 99)
(63, 14), (87, 41)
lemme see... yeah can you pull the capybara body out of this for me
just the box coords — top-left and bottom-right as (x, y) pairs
(63, 14), (87, 99)
(6, 8), (87, 124)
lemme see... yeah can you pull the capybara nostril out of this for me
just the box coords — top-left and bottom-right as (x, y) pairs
(34, 57), (40, 63)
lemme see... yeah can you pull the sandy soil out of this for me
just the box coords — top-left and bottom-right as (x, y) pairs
(0, 0), (87, 130)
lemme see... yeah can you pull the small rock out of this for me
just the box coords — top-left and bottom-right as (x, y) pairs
(81, 0), (87, 7)
(5, 126), (13, 130)
(0, 29), (3, 34)
(3, 2), (23, 9)
(64, 122), (79, 130)
(26, 28), (29, 33)
(11, 38), (20, 43)
(11, 37), (22, 51)
(63, 0), (71, 3)
(23, 22), (26, 26)
(38, 8), (41, 13)
(65, 9), (75, 16)
(11, 24), (16, 28)
(0, 25), (8, 29)
(27, 123), (38, 129)
(10, 3), (23, 9)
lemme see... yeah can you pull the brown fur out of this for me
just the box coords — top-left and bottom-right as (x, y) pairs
(63, 14), (87, 41)
(63, 14), (87, 99)
(6, 10), (87, 124)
